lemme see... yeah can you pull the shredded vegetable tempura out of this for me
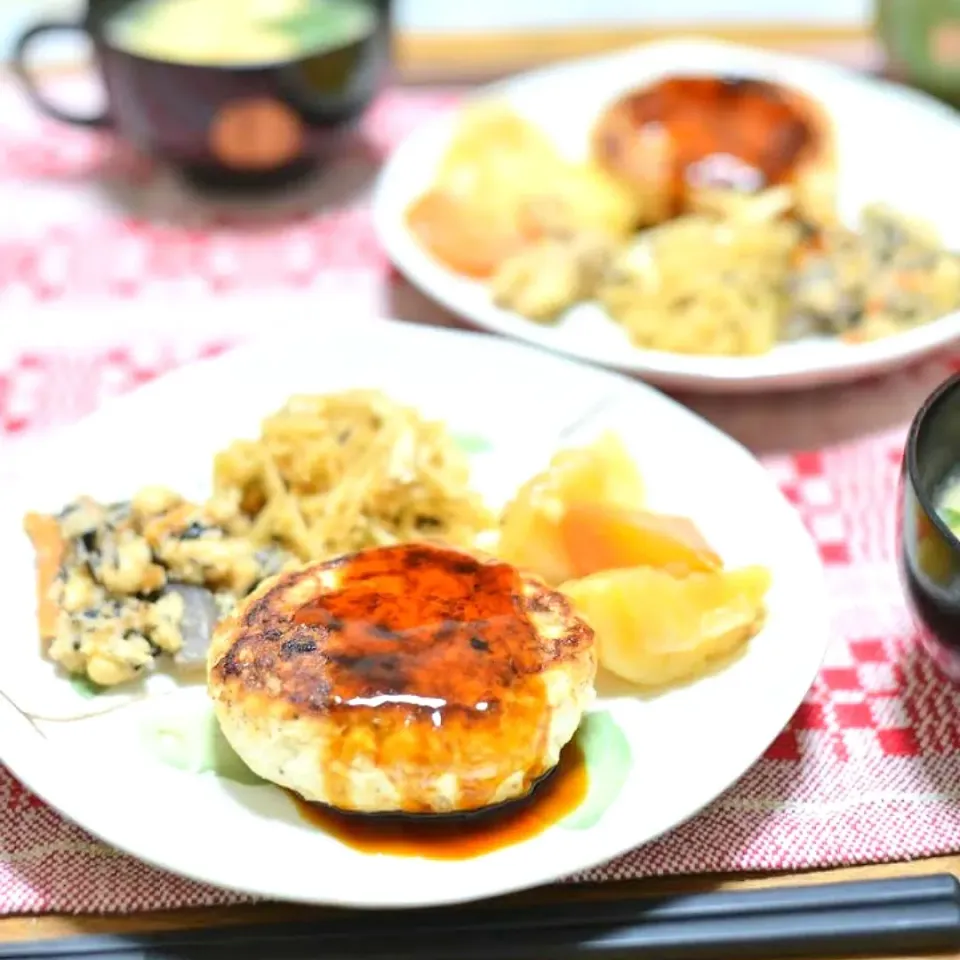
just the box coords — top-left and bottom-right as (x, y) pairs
(212, 390), (495, 562)
(598, 189), (802, 356)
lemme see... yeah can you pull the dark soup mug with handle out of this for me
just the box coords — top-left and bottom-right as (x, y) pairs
(13, 0), (392, 190)
(899, 372), (960, 681)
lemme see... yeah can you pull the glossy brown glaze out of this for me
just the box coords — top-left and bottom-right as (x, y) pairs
(292, 738), (587, 859)
(209, 544), (595, 813)
(593, 75), (823, 214)
(291, 543), (547, 715)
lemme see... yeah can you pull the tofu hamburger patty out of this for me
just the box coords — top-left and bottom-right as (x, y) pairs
(207, 543), (597, 814)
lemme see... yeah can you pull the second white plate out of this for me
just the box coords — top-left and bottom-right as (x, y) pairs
(373, 37), (960, 393)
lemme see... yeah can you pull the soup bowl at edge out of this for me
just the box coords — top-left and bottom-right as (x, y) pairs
(899, 372), (960, 681)
(12, 0), (393, 190)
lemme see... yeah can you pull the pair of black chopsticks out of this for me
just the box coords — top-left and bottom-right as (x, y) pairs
(2, 874), (958, 959)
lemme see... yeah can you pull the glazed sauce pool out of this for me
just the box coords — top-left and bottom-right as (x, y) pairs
(625, 75), (814, 201)
(291, 740), (587, 859)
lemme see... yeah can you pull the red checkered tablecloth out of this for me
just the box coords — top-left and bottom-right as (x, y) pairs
(2, 76), (960, 913)
(0, 78), (460, 306)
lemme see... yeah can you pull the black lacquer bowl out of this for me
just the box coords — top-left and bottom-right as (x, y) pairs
(899, 372), (960, 681)
(12, 0), (393, 191)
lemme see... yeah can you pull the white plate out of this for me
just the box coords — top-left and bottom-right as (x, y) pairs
(0, 319), (828, 907)
(373, 37), (960, 394)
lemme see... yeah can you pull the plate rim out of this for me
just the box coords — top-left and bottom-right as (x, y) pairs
(372, 35), (960, 393)
(0, 318), (832, 907)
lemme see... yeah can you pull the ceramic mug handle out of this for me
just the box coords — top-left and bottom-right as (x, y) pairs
(13, 21), (111, 129)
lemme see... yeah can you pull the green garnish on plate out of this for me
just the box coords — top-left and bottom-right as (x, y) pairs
(69, 675), (107, 699)
(452, 432), (494, 455)
(561, 710), (632, 831)
(142, 699), (632, 829)
(141, 703), (264, 787)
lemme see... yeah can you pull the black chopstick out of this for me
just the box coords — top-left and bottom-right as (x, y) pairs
(2, 874), (958, 959)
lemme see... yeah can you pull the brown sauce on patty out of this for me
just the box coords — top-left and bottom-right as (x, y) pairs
(594, 75), (821, 213)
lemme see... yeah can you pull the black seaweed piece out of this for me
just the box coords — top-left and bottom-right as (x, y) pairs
(86, 531), (119, 578)
(77, 529), (99, 557)
(178, 521), (213, 541)
(100, 598), (124, 617)
(415, 515), (443, 530)
(55, 502), (79, 521)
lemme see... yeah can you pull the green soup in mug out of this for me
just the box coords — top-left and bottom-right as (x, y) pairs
(104, 0), (377, 67)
